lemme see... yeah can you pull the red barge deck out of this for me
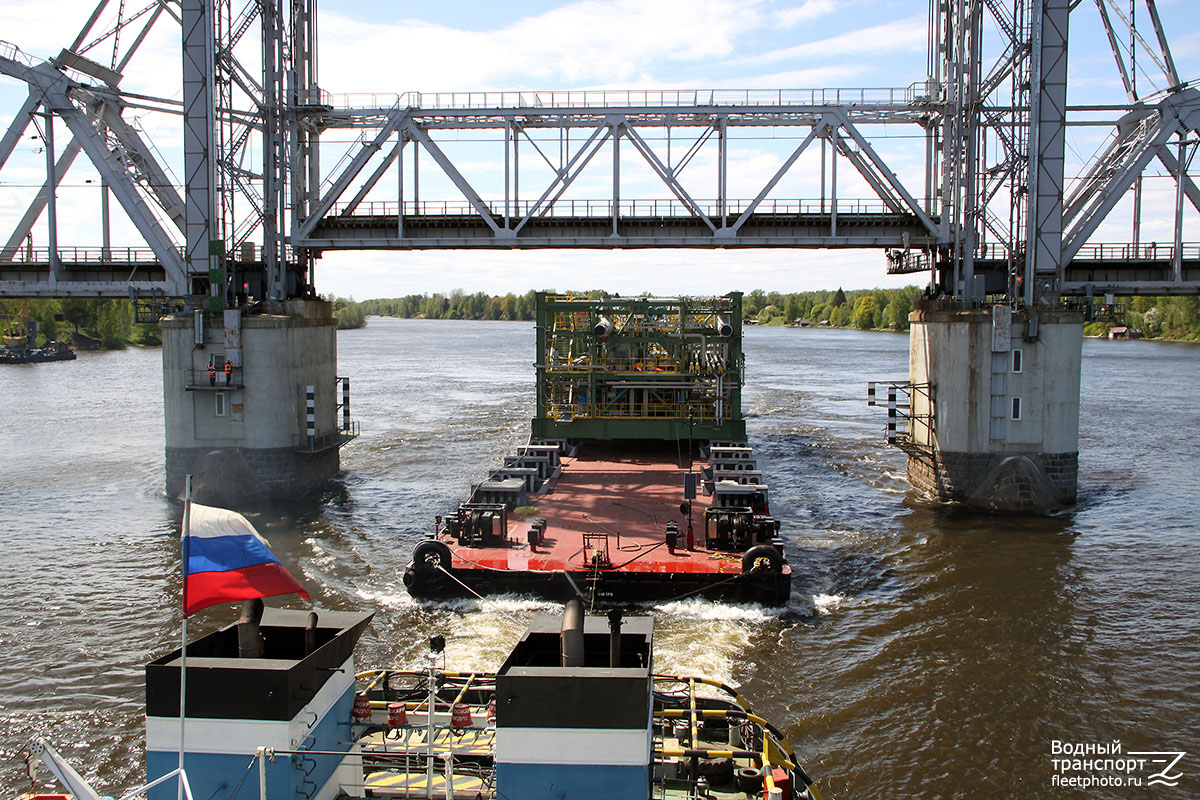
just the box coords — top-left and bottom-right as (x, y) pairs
(403, 294), (792, 606)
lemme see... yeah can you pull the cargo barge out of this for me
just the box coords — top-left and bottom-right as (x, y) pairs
(403, 294), (792, 606)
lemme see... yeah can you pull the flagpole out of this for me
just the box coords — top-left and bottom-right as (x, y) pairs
(179, 474), (192, 800)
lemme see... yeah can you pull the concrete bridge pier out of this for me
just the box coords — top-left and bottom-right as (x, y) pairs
(161, 299), (347, 505)
(905, 302), (1083, 513)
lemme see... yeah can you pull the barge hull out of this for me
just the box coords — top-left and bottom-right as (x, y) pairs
(406, 563), (792, 606)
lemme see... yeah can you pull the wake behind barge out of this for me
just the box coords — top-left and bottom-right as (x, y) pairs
(403, 294), (791, 606)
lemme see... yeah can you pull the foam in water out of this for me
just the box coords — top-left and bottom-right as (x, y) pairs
(651, 597), (779, 622)
(811, 592), (847, 615)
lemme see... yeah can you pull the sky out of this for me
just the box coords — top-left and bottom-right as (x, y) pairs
(2, 0), (1199, 299)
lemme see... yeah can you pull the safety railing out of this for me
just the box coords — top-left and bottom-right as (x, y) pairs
(185, 369), (242, 390)
(323, 81), (938, 111)
(973, 241), (1200, 262)
(1073, 242), (1200, 261)
(296, 424), (359, 454)
(0, 39), (36, 67)
(550, 398), (732, 422)
(867, 380), (933, 457)
(1, 245), (176, 264)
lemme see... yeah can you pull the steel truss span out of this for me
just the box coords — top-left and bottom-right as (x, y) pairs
(0, 0), (1197, 300)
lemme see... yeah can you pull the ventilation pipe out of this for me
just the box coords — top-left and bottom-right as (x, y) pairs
(304, 611), (319, 656)
(237, 598), (265, 658)
(608, 608), (623, 667)
(561, 598), (585, 667)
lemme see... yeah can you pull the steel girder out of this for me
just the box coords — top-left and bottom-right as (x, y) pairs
(0, 51), (187, 294)
(3, 0), (1199, 300)
(292, 101), (942, 251)
(1062, 89), (1200, 263)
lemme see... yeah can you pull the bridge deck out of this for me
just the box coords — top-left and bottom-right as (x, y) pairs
(307, 210), (937, 249)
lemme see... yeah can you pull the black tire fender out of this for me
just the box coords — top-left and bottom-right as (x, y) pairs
(742, 544), (783, 574)
(736, 766), (764, 793)
(413, 540), (453, 573)
(698, 755), (735, 784)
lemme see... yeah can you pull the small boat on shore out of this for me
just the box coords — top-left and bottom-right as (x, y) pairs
(0, 340), (76, 364)
(1, 322), (76, 365)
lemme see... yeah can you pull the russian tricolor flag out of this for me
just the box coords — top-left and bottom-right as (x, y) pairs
(183, 503), (309, 617)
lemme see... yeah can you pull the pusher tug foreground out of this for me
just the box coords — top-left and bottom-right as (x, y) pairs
(19, 600), (820, 800)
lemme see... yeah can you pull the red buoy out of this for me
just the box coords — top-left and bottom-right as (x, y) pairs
(352, 694), (371, 723)
(387, 702), (408, 728)
(451, 703), (471, 729)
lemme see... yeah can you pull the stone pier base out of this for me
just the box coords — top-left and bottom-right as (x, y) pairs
(165, 446), (339, 504)
(907, 450), (1078, 513)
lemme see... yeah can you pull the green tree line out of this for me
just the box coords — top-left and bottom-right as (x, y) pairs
(355, 288), (919, 328)
(741, 286), (924, 330)
(0, 297), (157, 349)
(6, 292), (1200, 345)
(326, 296), (367, 329)
(359, 290), (539, 321)
(1083, 295), (1200, 341)
(354, 287), (1200, 340)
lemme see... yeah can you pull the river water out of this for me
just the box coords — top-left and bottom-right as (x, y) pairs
(1, 317), (1196, 799)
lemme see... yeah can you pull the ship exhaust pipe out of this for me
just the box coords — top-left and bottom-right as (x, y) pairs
(237, 598), (265, 658)
(593, 316), (613, 340)
(305, 611), (319, 656)
(561, 598), (585, 667)
(608, 608), (623, 667)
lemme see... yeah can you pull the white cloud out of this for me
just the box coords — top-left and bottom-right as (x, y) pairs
(731, 65), (875, 89)
(319, 0), (766, 93)
(739, 16), (927, 67)
(777, 1), (839, 28)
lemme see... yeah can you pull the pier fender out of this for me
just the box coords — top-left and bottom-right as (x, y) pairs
(412, 540), (453, 573)
(742, 545), (783, 574)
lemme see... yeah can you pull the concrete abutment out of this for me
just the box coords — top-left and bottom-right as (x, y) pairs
(906, 303), (1083, 513)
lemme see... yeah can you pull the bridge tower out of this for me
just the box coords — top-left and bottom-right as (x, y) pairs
(896, 0), (1196, 511)
(902, 0), (1083, 511)
(156, 0), (350, 502)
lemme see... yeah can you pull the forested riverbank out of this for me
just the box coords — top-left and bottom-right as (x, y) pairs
(0, 297), (159, 349)
(359, 287), (1200, 341)
(356, 287), (926, 329)
(6, 290), (1200, 346)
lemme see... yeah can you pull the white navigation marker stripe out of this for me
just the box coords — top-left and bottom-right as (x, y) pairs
(495, 727), (651, 766)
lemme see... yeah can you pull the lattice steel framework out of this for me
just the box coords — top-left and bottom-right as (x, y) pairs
(0, 0), (1197, 301)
